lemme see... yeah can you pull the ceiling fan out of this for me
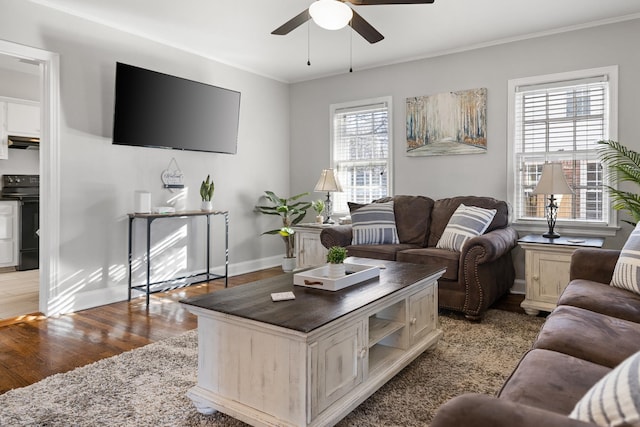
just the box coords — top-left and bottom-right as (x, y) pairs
(271, 0), (436, 44)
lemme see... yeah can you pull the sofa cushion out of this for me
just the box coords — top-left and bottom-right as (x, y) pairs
(344, 243), (421, 261)
(428, 196), (509, 248)
(350, 201), (399, 245)
(558, 279), (640, 324)
(499, 349), (611, 415)
(350, 195), (434, 245)
(397, 248), (459, 281)
(570, 350), (640, 426)
(533, 305), (640, 368)
(611, 222), (640, 295)
(435, 204), (496, 252)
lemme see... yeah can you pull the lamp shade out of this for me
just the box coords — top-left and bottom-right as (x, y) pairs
(314, 169), (343, 192)
(309, 0), (353, 31)
(532, 162), (574, 195)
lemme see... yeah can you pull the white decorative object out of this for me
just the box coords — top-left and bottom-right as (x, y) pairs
(134, 191), (151, 213)
(282, 257), (296, 272)
(161, 157), (185, 190)
(294, 262), (379, 291)
(200, 200), (213, 212)
(327, 263), (345, 278)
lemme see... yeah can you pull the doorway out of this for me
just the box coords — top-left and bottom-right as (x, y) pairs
(0, 40), (60, 319)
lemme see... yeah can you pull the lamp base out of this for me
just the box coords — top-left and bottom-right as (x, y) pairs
(542, 231), (561, 239)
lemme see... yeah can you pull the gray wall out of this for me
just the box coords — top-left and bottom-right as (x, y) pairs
(290, 18), (640, 285)
(0, 0), (291, 313)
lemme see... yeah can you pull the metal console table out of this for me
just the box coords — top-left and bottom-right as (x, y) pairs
(127, 210), (229, 305)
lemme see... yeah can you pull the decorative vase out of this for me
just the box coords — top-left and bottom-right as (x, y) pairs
(282, 257), (297, 272)
(316, 215), (324, 224)
(201, 200), (213, 211)
(327, 263), (346, 278)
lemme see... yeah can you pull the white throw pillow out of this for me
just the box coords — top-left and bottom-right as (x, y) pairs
(351, 201), (400, 245)
(570, 350), (640, 426)
(611, 222), (640, 295)
(435, 204), (496, 252)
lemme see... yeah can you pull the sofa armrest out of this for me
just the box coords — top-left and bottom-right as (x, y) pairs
(460, 227), (518, 265)
(569, 248), (620, 283)
(431, 394), (594, 427)
(320, 225), (353, 249)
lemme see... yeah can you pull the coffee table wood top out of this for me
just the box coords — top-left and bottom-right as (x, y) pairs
(181, 257), (444, 333)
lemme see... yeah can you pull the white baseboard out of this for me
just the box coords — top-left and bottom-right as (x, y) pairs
(47, 255), (285, 316)
(510, 278), (526, 295)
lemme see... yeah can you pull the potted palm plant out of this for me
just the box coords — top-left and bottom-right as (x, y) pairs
(200, 175), (215, 211)
(598, 140), (640, 225)
(326, 246), (348, 278)
(256, 190), (311, 271)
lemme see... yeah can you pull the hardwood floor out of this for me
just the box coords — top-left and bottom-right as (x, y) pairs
(0, 268), (526, 395)
(0, 269), (39, 320)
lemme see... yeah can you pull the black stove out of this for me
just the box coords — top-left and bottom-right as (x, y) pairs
(1, 175), (40, 200)
(1, 175), (39, 271)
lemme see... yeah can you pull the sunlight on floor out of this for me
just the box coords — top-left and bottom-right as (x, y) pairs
(0, 269), (39, 320)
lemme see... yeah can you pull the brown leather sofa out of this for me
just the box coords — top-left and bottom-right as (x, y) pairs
(431, 247), (640, 427)
(320, 195), (518, 320)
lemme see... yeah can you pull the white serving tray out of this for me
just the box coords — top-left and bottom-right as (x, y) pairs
(293, 263), (380, 291)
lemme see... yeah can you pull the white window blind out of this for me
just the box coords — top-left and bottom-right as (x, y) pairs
(513, 74), (610, 224)
(331, 98), (392, 214)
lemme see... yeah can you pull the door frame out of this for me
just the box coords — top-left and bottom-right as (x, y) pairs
(0, 40), (60, 316)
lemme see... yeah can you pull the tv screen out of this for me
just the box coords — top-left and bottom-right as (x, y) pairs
(112, 62), (240, 154)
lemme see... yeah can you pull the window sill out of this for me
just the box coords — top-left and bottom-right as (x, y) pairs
(512, 221), (620, 238)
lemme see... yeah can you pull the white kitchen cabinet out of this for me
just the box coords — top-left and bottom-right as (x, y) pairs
(7, 101), (40, 137)
(0, 201), (18, 267)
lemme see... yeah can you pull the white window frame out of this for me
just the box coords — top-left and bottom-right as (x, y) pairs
(507, 66), (619, 237)
(330, 96), (393, 216)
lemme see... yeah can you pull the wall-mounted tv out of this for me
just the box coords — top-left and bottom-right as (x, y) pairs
(112, 62), (240, 154)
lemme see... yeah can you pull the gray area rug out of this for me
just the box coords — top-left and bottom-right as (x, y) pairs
(0, 310), (544, 426)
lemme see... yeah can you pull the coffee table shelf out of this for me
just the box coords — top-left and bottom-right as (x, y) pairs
(368, 316), (404, 348)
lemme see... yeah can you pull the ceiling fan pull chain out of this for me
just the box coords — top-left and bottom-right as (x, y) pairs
(307, 21), (311, 66)
(349, 25), (353, 73)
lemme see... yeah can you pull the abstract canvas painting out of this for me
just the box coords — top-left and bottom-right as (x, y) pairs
(406, 88), (487, 156)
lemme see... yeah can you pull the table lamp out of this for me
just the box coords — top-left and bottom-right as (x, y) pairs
(314, 169), (343, 224)
(532, 162), (574, 239)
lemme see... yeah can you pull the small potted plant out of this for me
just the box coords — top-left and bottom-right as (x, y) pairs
(200, 175), (215, 211)
(312, 199), (325, 224)
(326, 246), (348, 278)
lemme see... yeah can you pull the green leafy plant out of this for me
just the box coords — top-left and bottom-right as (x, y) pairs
(598, 140), (640, 225)
(326, 246), (348, 264)
(256, 191), (311, 258)
(312, 199), (325, 215)
(200, 175), (215, 202)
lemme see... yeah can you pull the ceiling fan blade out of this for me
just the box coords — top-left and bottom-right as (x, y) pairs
(346, 0), (434, 4)
(349, 10), (384, 44)
(271, 9), (311, 35)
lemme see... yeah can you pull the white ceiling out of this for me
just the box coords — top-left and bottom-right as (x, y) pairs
(26, 0), (640, 83)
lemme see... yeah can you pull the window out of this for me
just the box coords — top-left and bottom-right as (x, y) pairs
(330, 97), (392, 214)
(508, 66), (618, 231)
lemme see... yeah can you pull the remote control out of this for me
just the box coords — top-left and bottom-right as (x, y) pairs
(271, 291), (295, 302)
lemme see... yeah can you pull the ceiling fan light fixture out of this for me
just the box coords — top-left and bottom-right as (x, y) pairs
(309, 0), (353, 31)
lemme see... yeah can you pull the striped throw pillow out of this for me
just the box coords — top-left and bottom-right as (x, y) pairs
(570, 350), (640, 426)
(611, 223), (640, 295)
(436, 204), (496, 252)
(351, 201), (400, 245)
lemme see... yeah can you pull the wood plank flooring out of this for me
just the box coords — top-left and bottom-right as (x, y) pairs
(0, 268), (525, 395)
(0, 269), (39, 320)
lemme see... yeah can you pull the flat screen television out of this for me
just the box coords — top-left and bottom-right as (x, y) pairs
(112, 62), (240, 154)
